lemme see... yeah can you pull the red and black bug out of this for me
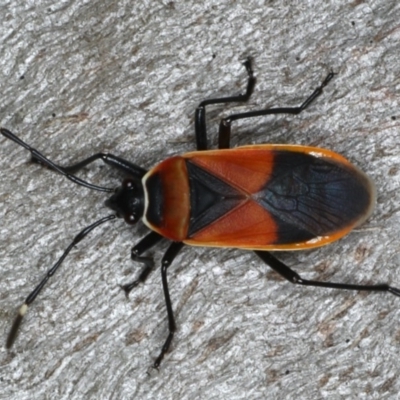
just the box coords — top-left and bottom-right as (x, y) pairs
(2, 59), (399, 369)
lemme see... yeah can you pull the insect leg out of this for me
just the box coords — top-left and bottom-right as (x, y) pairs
(218, 72), (335, 149)
(119, 231), (164, 296)
(195, 58), (255, 150)
(255, 251), (400, 297)
(153, 241), (185, 369)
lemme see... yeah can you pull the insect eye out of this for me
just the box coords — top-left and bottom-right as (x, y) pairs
(123, 179), (135, 190)
(125, 213), (137, 225)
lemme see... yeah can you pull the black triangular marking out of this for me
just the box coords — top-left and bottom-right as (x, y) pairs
(186, 160), (245, 236)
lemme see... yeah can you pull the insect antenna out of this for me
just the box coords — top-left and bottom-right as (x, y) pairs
(0, 127), (114, 193)
(6, 214), (116, 349)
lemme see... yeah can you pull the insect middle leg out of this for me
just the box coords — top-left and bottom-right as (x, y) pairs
(218, 72), (334, 149)
(121, 237), (184, 369)
(195, 58), (256, 151)
(153, 241), (185, 369)
(255, 251), (400, 296)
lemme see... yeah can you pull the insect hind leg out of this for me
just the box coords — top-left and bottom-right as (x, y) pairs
(255, 251), (400, 296)
(218, 72), (334, 149)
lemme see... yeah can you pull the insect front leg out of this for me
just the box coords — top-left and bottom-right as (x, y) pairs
(255, 251), (400, 296)
(119, 231), (164, 296)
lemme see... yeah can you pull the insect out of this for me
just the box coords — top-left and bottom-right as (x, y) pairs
(2, 59), (399, 369)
